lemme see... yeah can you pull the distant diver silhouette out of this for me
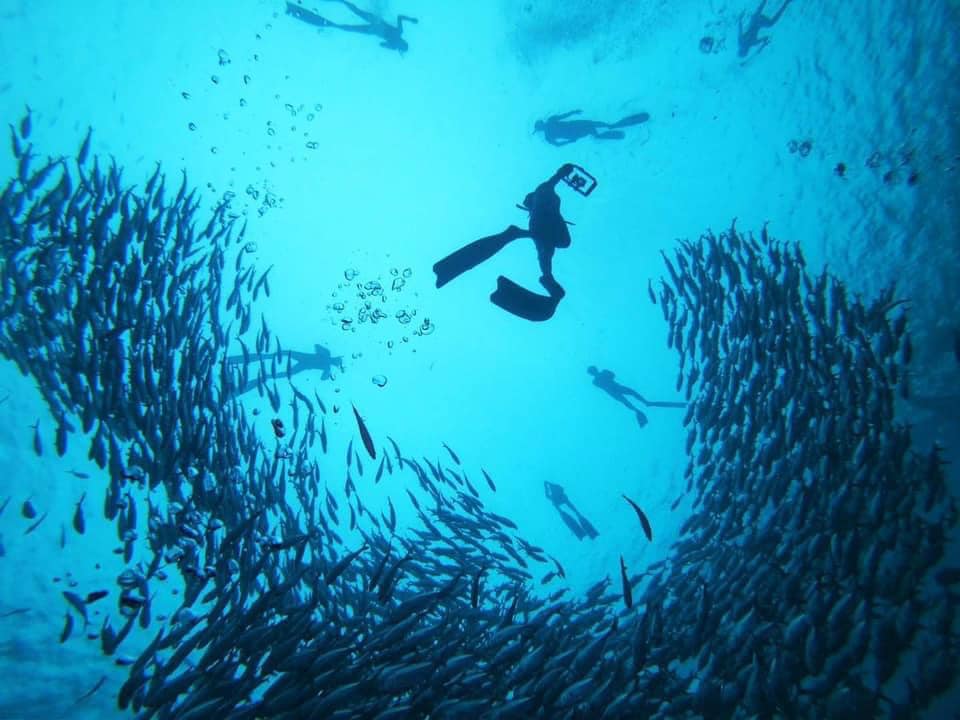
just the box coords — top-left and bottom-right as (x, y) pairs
(544, 481), (599, 540)
(737, 0), (792, 59)
(533, 110), (650, 146)
(227, 343), (344, 394)
(433, 164), (596, 322)
(587, 366), (686, 427)
(285, 0), (418, 54)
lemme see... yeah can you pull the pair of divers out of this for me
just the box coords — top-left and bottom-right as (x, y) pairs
(285, 0), (417, 54)
(433, 164), (597, 322)
(533, 109), (650, 146)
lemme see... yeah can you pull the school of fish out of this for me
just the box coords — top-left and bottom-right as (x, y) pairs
(1, 110), (958, 718)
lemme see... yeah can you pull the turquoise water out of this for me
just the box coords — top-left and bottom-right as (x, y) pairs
(1, 2), (958, 718)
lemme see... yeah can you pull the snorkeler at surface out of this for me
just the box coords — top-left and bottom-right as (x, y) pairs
(433, 164), (596, 321)
(533, 110), (650, 146)
(285, 0), (418, 54)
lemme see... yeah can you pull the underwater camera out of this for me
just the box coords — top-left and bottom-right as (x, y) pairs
(562, 165), (597, 197)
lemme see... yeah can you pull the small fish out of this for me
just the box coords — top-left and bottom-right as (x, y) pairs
(68, 470), (90, 480)
(622, 494), (653, 542)
(619, 555), (633, 609)
(325, 544), (368, 584)
(352, 404), (376, 460)
(19, 106), (31, 139)
(77, 127), (92, 166)
(60, 611), (74, 643)
(481, 469), (497, 492)
(62, 590), (89, 625)
(442, 442), (460, 465)
(31, 420), (42, 456)
(73, 493), (86, 534)
(471, 566), (486, 609)
(85, 590), (108, 604)
(74, 675), (106, 704)
(25, 511), (48, 535)
(346, 439), (354, 468)
(320, 417), (328, 454)
(21, 499), (37, 519)
(56, 424), (68, 457)
(0, 496), (10, 516)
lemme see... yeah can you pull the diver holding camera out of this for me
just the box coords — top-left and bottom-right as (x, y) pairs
(433, 164), (596, 321)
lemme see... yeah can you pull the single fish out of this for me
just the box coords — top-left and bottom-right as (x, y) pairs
(442, 442), (460, 465)
(619, 555), (633, 609)
(60, 611), (74, 643)
(73, 493), (86, 534)
(31, 420), (42, 456)
(622, 494), (653, 541)
(25, 511), (48, 535)
(481, 469), (497, 492)
(352, 404), (377, 459)
(21, 498), (37, 519)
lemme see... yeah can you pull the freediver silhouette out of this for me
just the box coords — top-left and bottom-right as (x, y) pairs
(587, 366), (686, 427)
(227, 343), (344, 394)
(544, 481), (599, 541)
(433, 163), (596, 322)
(533, 110), (650, 146)
(285, 0), (418, 54)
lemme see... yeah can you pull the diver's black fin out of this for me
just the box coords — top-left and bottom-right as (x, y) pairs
(612, 112), (650, 128)
(433, 228), (524, 288)
(489, 275), (560, 322)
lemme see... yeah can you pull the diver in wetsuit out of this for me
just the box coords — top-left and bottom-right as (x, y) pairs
(544, 481), (599, 540)
(737, 0), (792, 59)
(433, 164), (581, 322)
(587, 366), (686, 427)
(285, 0), (418, 54)
(534, 110), (650, 146)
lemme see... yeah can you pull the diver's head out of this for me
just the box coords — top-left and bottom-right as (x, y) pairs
(533, 120), (545, 134)
(587, 365), (598, 376)
(397, 38), (409, 54)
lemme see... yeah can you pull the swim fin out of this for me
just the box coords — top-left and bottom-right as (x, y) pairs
(612, 112), (650, 128)
(489, 275), (560, 321)
(433, 227), (526, 289)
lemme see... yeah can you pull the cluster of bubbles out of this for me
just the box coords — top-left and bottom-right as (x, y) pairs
(329, 267), (435, 347)
(178, 33), (329, 214)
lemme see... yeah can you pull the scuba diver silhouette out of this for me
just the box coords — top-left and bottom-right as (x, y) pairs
(544, 481), (599, 541)
(433, 164), (596, 322)
(588, 366), (686, 427)
(534, 110), (650, 146)
(285, 0), (418, 54)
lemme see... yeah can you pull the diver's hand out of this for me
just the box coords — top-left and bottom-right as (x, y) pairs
(558, 163), (575, 177)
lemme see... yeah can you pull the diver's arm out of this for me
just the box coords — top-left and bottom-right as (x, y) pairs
(397, 14), (418, 30)
(551, 110), (582, 121)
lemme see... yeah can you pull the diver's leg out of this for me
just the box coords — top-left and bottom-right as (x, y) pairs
(536, 244), (565, 299)
(331, 0), (377, 23)
(770, 0), (791, 24)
